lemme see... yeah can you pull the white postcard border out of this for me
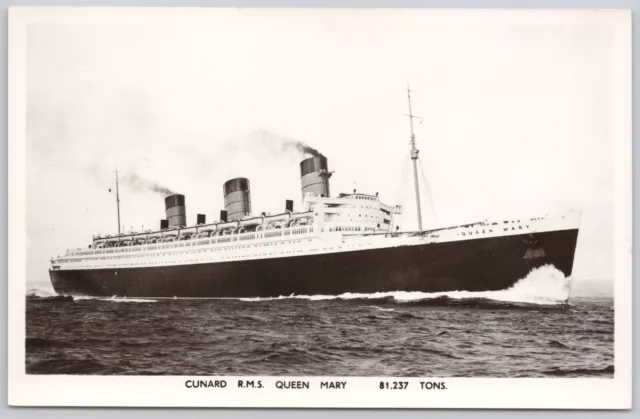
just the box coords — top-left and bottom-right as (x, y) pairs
(7, 7), (633, 409)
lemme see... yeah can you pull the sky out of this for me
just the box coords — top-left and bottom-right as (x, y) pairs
(25, 9), (622, 286)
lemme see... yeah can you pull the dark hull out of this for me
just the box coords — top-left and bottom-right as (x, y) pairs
(50, 229), (579, 298)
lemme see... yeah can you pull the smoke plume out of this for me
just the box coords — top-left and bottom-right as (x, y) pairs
(122, 173), (176, 196)
(291, 141), (324, 158)
(257, 130), (324, 158)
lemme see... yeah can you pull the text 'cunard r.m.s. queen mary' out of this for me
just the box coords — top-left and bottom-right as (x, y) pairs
(49, 89), (581, 298)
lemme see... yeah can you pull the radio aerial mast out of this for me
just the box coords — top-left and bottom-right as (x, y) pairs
(114, 167), (121, 234)
(405, 84), (423, 231)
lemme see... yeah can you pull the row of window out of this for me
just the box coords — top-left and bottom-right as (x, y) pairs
(62, 239), (314, 263)
(349, 195), (377, 201)
(328, 226), (376, 232)
(73, 227), (314, 257)
(59, 239), (382, 266)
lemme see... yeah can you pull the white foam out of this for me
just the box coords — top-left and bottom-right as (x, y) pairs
(71, 295), (95, 301)
(72, 295), (157, 303)
(26, 282), (57, 298)
(240, 265), (571, 305)
(371, 306), (395, 312)
(105, 297), (158, 303)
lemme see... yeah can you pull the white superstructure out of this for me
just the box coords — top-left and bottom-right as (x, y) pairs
(51, 188), (580, 272)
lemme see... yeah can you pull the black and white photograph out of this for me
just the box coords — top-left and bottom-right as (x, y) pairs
(8, 7), (631, 408)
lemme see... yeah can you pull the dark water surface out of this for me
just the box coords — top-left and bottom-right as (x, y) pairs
(25, 292), (614, 377)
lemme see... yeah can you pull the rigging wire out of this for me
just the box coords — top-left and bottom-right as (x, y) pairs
(392, 156), (411, 232)
(418, 160), (438, 226)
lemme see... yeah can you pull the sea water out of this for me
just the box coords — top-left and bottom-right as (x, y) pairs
(25, 266), (614, 377)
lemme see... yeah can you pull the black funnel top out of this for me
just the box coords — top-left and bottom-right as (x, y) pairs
(300, 156), (328, 176)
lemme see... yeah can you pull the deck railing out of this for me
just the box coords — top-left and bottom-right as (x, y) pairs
(65, 226), (315, 257)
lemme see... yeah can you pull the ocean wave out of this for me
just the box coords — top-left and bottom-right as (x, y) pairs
(73, 296), (158, 303)
(26, 358), (121, 375)
(547, 339), (571, 349)
(26, 283), (58, 298)
(27, 295), (74, 303)
(541, 365), (614, 377)
(26, 337), (73, 350)
(240, 265), (572, 306)
(371, 306), (395, 312)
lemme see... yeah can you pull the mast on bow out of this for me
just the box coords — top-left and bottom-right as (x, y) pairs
(405, 84), (423, 231)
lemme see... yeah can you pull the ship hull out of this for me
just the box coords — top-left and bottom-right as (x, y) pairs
(49, 229), (579, 298)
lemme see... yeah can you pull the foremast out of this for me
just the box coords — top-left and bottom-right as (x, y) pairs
(114, 168), (121, 235)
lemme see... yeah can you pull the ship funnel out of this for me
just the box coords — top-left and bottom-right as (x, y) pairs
(300, 156), (331, 198)
(165, 194), (186, 228)
(223, 178), (251, 222)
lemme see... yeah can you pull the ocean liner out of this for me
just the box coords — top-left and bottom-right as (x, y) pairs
(49, 91), (581, 298)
